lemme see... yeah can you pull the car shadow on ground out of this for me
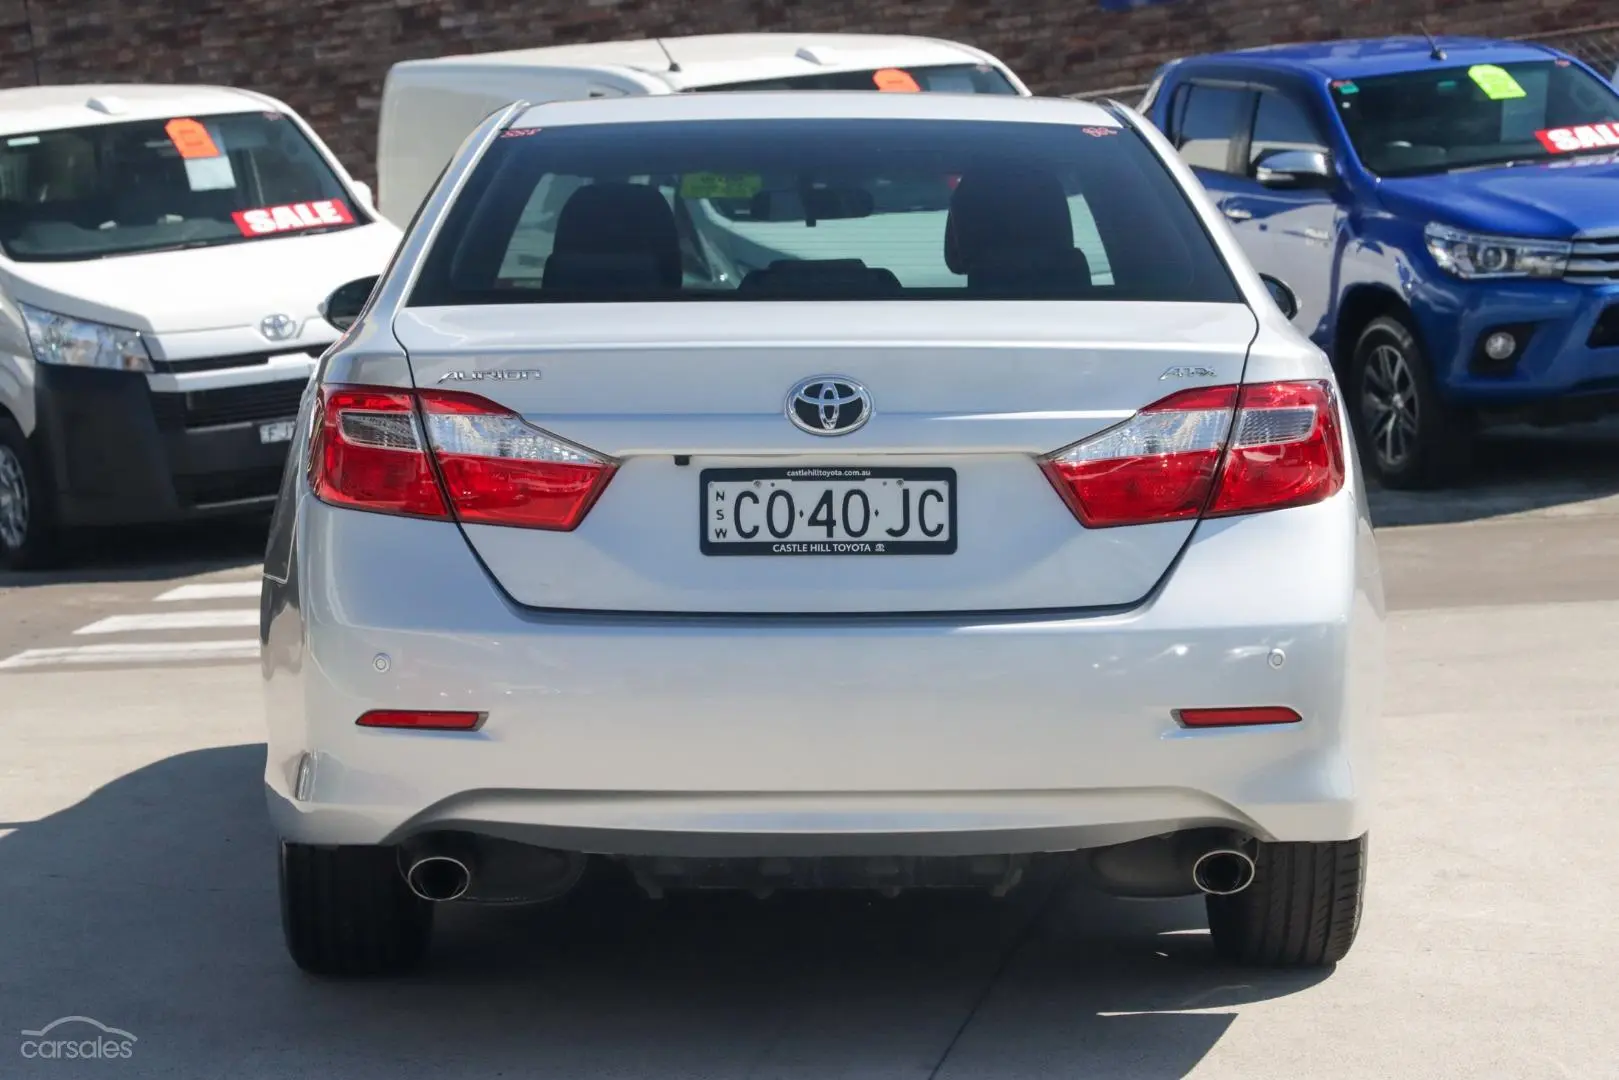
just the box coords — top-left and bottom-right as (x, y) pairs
(0, 745), (1329, 1079)
(1368, 421), (1619, 528)
(0, 518), (267, 589)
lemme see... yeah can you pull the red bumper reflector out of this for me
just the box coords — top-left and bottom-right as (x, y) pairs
(356, 709), (484, 731)
(1176, 706), (1302, 728)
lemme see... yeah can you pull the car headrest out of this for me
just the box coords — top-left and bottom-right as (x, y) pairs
(545, 182), (681, 294)
(944, 169), (1077, 277)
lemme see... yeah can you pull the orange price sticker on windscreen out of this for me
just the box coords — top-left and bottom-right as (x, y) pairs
(164, 117), (221, 159)
(872, 68), (922, 93)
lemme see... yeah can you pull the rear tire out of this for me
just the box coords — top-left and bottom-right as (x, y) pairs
(279, 842), (433, 976)
(0, 416), (59, 571)
(1205, 835), (1367, 968)
(1348, 316), (1472, 490)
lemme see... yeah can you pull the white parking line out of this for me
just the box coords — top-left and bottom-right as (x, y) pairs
(155, 582), (261, 602)
(0, 641), (259, 670)
(74, 610), (259, 635)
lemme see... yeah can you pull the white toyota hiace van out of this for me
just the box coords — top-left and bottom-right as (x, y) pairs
(0, 85), (401, 568)
(377, 33), (1031, 225)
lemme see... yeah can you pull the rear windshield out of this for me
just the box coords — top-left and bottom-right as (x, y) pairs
(1334, 59), (1619, 177)
(0, 111), (364, 262)
(696, 63), (1021, 95)
(408, 118), (1239, 306)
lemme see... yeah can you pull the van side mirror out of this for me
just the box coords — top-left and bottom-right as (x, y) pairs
(1259, 274), (1299, 321)
(320, 275), (380, 332)
(350, 180), (375, 208)
(1253, 148), (1334, 189)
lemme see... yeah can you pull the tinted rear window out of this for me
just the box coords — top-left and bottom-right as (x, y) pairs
(408, 118), (1239, 306)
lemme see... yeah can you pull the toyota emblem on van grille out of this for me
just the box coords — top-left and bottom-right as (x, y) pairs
(787, 377), (872, 436)
(259, 314), (298, 342)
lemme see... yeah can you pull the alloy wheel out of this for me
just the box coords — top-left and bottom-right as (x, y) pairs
(1361, 342), (1420, 472)
(0, 444), (28, 552)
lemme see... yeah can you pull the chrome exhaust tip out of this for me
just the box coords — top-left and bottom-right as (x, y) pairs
(1191, 849), (1256, 896)
(405, 855), (472, 902)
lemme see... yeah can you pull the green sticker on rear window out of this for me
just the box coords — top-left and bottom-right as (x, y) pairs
(1468, 64), (1527, 100)
(680, 172), (763, 200)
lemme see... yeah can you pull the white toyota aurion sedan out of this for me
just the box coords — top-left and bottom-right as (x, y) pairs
(262, 90), (1383, 976)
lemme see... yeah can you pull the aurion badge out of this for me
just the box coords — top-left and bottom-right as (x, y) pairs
(786, 376), (872, 436)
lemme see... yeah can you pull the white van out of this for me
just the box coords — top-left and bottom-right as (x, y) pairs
(0, 84), (401, 568)
(377, 32), (1031, 225)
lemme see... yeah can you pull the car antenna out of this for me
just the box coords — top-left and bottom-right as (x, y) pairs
(1419, 22), (1447, 61)
(655, 38), (682, 73)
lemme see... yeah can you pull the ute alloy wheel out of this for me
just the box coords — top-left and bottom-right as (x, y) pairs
(1361, 342), (1419, 472)
(1350, 315), (1472, 490)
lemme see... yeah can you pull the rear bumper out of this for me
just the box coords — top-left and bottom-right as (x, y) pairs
(35, 365), (305, 527)
(264, 489), (1384, 855)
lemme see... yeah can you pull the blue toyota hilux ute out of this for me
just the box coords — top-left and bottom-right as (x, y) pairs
(1140, 36), (1619, 488)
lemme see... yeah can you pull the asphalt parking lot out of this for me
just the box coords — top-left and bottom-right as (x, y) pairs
(1, 423), (1617, 1079)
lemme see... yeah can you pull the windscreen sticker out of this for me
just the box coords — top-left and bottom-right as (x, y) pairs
(164, 117), (221, 159)
(1331, 80), (1359, 95)
(1081, 126), (1119, 137)
(1536, 123), (1619, 153)
(231, 199), (355, 236)
(184, 155), (236, 192)
(872, 68), (922, 92)
(499, 127), (542, 139)
(1468, 64), (1527, 101)
(679, 172), (763, 199)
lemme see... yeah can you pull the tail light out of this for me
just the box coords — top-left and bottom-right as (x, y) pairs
(1040, 380), (1344, 528)
(311, 385), (616, 530)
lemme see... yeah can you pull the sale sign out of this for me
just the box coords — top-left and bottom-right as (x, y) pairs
(1536, 123), (1619, 154)
(231, 200), (355, 236)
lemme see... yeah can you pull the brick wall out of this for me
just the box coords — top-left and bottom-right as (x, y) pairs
(0, 0), (1609, 184)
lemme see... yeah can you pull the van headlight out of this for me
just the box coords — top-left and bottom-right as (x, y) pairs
(1424, 224), (1570, 280)
(17, 304), (153, 372)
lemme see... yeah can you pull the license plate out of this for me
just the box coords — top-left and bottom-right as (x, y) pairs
(258, 419), (296, 444)
(701, 467), (956, 556)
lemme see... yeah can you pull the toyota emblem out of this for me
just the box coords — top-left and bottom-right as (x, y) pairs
(786, 377), (872, 436)
(259, 314), (298, 342)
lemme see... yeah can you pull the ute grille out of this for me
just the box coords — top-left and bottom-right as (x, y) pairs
(1567, 232), (1619, 281)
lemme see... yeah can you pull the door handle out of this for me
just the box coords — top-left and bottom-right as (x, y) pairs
(1223, 207), (1253, 221)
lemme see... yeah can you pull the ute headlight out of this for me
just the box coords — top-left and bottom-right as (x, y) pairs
(17, 303), (153, 372)
(1424, 223), (1570, 280)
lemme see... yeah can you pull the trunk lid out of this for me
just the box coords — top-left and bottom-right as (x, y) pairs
(391, 301), (1257, 614)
